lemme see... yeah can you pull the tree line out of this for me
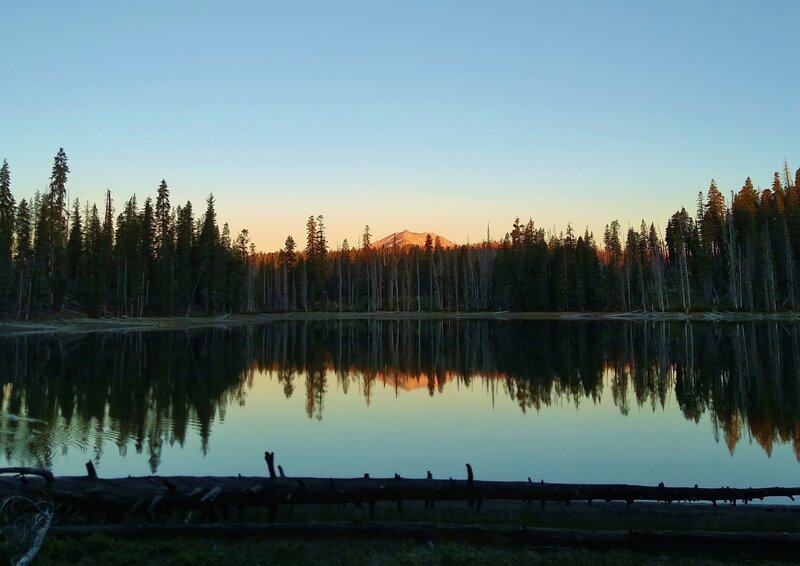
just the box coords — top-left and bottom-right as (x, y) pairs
(0, 149), (253, 317)
(1, 150), (799, 317)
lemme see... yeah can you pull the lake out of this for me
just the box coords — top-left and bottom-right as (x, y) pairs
(1, 319), (799, 491)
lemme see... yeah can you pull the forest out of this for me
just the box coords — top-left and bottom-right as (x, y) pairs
(1, 149), (799, 317)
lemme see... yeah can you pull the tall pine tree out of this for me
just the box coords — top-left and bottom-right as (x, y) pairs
(0, 160), (15, 315)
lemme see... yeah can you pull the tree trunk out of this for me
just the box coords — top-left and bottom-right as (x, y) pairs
(1, 471), (797, 514)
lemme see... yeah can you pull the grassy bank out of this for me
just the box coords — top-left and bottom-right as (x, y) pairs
(4, 500), (799, 565)
(22, 534), (662, 566)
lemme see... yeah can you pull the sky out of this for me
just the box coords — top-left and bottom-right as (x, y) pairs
(1, 0), (799, 251)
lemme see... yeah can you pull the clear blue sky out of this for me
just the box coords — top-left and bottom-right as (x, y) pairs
(1, 1), (798, 251)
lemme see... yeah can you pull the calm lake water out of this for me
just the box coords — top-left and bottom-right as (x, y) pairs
(2, 319), (800, 491)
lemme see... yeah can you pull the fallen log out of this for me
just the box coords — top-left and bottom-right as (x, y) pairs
(44, 521), (800, 560)
(1, 466), (798, 516)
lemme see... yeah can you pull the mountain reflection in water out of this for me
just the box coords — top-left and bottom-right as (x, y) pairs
(1, 320), (799, 477)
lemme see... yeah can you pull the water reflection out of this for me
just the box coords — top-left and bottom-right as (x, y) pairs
(1, 320), (799, 473)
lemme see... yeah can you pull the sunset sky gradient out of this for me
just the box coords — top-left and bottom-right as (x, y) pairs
(2, 1), (798, 251)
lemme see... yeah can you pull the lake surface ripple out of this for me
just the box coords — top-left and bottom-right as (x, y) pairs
(1, 320), (799, 489)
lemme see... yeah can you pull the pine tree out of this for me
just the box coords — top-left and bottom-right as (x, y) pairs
(153, 180), (175, 314)
(115, 196), (141, 315)
(98, 190), (115, 313)
(666, 209), (693, 311)
(0, 160), (15, 315)
(697, 180), (726, 305)
(772, 172), (786, 205)
(305, 216), (317, 256)
(304, 214), (329, 307)
(315, 215), (327, 257)
(733, 178), (758, 308)
(155, 179), (171, 249)
(234, 228), (252, 311)
(704, 180), (725, 253)
(84, 204), (104, 315)
(175, 202), (195, 313)
(48, 148), (69, 242)
(361, 225), (371, 249)
(603, 220), (624, 309)
(279, 235), (297, 310)
(66, 198), (83, 286)
(140, 197), (155, 314)
(197, 194), (221, 313)
(648, 223), (666, 310)
(511, 217), (523, 249)
(14, 199), (32, 318)
(41, 147), (70, 309)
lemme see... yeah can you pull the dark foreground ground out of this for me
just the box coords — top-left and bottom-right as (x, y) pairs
(6, 499), (799, 565)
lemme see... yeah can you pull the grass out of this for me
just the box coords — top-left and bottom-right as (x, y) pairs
(26, 534), (788, 566)
(228, 499), (800, 533)
(30, 531), (800, 566)
(6, 500), (798, 565)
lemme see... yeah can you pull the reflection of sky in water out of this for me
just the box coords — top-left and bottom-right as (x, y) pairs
(3, 365), (799, 491)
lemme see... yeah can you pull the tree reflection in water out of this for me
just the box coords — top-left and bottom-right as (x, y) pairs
(1, 320), (799, 472)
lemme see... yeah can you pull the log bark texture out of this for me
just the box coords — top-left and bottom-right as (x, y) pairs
(0, 468), (797, 514)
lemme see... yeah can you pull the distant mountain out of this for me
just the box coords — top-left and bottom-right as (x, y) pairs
(371, 230), (456, 250)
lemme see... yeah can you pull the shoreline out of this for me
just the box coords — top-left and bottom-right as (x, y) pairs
(0, 310), (799, 337)
(0, 311), (800, 336)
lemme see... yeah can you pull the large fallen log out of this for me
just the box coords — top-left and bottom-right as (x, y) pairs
(1, 465), (798, 517)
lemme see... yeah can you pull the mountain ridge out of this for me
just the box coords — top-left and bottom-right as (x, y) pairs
(371, 229), (456, 250)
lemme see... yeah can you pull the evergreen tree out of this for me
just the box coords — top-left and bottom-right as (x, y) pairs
(220, 222), (231, 251)
(175, 202), (195, 313)
(315, 214), (328, 257)
(305, 215), (317, 256)
(115, 196), (142, 315)
(37, 148), (70, 310)
(603, 220), (624, 309)
(233, 228), (252, 311)
(66, 198), (83, 286)
(510, 217), (523, 249)
(576, 229), (603, 310)
(140, 197), (156, 314)
(704, 180), (725, 253)
(772, 172), (786, 209)
(14, 199), (32, 318)
(0, 160), (15, 314)
(303, 215), (329, 306)
(695, 180), (726, 304)
(197, 194), (222, 313)
(278, 235), (297, 310)
(361, 225), (371, 249)
(665, 209), (695, 310)
(48, 148), (69, 242)
(153, 180), (175, 314)
(733, 178), (758, 308)
(282, 235), (297, 268)
(155, 179), (171, 248)
(84, 204), (104, 315)
(96, 190), (115, 314)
